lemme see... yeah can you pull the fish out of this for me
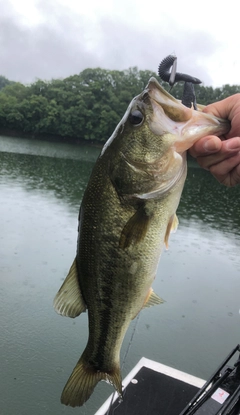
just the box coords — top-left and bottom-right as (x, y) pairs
(54, 77), (230, 407)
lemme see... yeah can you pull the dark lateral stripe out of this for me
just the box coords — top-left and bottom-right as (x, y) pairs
(89, 282), (115, 370)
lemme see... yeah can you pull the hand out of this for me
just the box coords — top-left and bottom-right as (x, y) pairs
(189, 94), (240, 187)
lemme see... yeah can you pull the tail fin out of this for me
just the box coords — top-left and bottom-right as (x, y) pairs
(61, 356), (122, 407)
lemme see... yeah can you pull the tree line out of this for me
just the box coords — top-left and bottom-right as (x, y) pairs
(0, 69), (239, 143)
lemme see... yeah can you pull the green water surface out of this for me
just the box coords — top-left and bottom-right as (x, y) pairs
(1, 135), (240, 415)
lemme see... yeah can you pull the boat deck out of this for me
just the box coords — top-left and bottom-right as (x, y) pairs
(95, 357), (205, 415)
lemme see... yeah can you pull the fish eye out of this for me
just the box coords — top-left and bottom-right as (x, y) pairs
(129, 110), (144, 125)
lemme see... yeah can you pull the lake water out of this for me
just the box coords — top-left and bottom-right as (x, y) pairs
(1, 135), (240, 415)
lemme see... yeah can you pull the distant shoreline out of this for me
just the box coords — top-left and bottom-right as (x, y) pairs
(0, 128), (103, 148)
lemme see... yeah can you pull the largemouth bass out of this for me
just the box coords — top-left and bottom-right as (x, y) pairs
(54, 78), (229, 407)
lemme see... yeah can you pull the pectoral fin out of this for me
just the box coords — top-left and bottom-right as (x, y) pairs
(119, 204), (150, 249)
(53, 258), (86, 318)
(164, 213), (179, 249)
(143, 288), (164, 308)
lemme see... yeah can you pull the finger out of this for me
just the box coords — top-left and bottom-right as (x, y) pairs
(189, 136), (222, 158)
(209, 151), (240, 176)
(202, 94), (240, 120)
(203, 99), (231, 119)
(210, 152), (240, 187)
(203, 95), (240, 138)
(189, 137), (240, 167)
(224, 136), (240, 150)
(196, 148), (240, 171)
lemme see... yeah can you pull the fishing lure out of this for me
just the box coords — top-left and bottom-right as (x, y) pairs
(158, 55), (201, 109)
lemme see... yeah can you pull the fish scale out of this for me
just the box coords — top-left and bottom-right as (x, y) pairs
(54, 77), (230, 407)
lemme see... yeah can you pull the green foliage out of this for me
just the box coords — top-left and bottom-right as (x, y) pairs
(0, 69), (240, 143)
(0, 76), (15, 91)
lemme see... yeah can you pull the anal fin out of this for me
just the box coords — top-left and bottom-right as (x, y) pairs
(53, 258), (86, 318)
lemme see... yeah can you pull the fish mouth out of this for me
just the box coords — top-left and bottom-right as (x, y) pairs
(146, 77), (230, 153)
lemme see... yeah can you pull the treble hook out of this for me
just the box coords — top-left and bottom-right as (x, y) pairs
(158, 55), (201, 109)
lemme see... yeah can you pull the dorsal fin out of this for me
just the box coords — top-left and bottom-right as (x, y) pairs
(54, 258), (86, 318)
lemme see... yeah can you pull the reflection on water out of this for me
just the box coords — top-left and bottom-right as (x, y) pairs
(0, 134), (100, 161)
(180, 165), (240, 237)
(0, 136), (240, 415)
(0, 151), (94, 212)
